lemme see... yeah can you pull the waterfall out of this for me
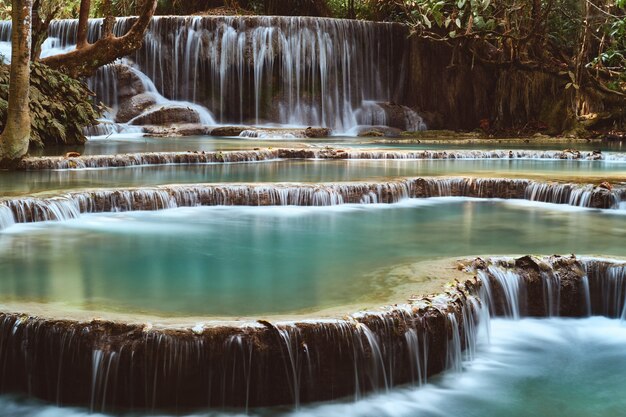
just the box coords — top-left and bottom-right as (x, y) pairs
(0, 205), (15, 230)
(478, 265), (525, 319)
(582, 260), (626, 318)
(0, 16), (414, 132)
(127, 16), (406, 130)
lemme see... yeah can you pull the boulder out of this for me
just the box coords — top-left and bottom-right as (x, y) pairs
(112, 64), (146, 100)
(304, 127), (332, 138)
(130, 105), (201, 126)
(116, 93), (158, 123)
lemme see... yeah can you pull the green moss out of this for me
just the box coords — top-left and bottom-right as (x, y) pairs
(0, 62), (101, 148)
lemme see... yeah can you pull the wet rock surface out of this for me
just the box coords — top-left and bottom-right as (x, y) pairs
(208, 126), (247, 136)
(130, 105), (202, 126)
(112, 64), (146, 100)
(115, 93), (158, 123)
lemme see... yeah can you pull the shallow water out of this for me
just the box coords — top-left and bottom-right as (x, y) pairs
(30, 135), (626, 156)
(1, 317), (624, 416)
(2, 158), (626, 196)
(0, 199), (625, 316)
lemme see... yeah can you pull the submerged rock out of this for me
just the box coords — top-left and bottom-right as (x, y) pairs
(599, 181), (613, 191)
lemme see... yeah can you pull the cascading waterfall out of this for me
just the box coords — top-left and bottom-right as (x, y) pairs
(0, 177), (622, 229)
(127, 16), (409, 130)
(0, 16), (420, 132)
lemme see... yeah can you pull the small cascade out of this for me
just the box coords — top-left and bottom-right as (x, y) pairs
(581, 259), (626, 318)
(19, 148), (626, 170)
(90, 350), (120, 413)
(473, 255), (626, 319)
(1, 177), (623, 226)
(239, 130), (299, 139)
(525, 182), (603, 207)
(83, 119), (144, 137)
(445, 313), (463, 373)
(477, 265), (525, 319)
(403, 326), (427, 385)
(354, 101), (388, 127)
(18, 149), (283, 170)
(2, 197), (82, 224)
(0, 204), (15, 230)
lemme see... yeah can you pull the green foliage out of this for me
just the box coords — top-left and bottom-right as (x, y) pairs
(586, 2), (626, 89)
(0, 0), (81, 20)
(0, 63), (101, 147)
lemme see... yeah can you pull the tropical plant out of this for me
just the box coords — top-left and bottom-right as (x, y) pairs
(0, 62), (101, 147)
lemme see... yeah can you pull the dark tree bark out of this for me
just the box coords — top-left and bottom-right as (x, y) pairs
(347, 0), (355, 19)
(0, 0), (32, 167)
(40, 0), (157, 78)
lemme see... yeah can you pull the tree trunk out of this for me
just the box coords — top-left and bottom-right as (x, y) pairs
(0, 0), (32, 167)
(41, 0), (157, 78)
(76, 0), (91, 48)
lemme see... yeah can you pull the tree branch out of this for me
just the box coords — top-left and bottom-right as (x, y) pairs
(41, 0), (157, 78)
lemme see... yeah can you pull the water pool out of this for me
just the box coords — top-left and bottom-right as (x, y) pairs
(1, 199), (625, 316)
(2, 158), (626, 196)
(31, 135), (626, 157)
